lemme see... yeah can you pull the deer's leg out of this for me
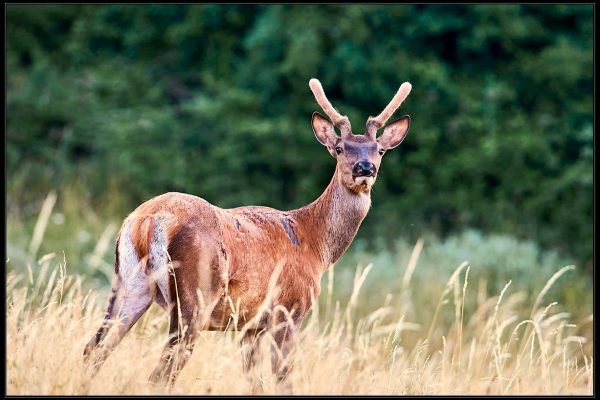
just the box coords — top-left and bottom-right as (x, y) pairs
(84, 225), (155, 372)
(148, 279), (224, 385)
(148, 291), (200, 385)
(241, 329), (264, 374)
(270, 314), (299, 387)
(148, 234), (227, 385)
(239, 328), (268, 394)
(83, 273), (120, 364)
(83, 261), (154, 373)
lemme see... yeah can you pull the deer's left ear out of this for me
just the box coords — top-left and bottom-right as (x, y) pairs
(378, 115), (410, 150)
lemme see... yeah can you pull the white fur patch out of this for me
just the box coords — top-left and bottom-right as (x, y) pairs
(117, 219), (152, 324)
(148, 215), (170, 306)
(354, 176), (375, 187)
(118, 219), (141, 283)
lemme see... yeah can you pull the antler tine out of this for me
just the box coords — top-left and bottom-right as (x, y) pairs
(366, 82), (412, 138)
(309, 78), (352, 138)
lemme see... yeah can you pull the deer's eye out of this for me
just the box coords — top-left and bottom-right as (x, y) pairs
(379, 149), (386, 156)
(335, 147), (343, 155)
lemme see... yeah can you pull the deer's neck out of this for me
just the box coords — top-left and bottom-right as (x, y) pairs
(292, 166), (371, 268)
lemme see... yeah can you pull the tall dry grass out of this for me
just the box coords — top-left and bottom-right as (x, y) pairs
(6, 248), (593, 395)
(5, 191), (593, 395)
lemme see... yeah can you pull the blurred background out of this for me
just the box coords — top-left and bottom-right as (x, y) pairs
(6, 5), (593, 321)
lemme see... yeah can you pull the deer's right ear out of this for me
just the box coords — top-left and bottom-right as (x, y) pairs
(312, 112), (339, 148)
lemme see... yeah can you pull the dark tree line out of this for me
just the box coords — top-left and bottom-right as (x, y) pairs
(6, 5), (593, 270)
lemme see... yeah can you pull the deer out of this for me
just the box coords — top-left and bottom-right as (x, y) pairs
(83, 78), (412, 388)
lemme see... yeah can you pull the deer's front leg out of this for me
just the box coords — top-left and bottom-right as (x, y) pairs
(241, 329), (264, 373)
(240, 328), (266, 394)
(270, 318), (298, 386)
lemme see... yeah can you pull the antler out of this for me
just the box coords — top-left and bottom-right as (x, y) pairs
(365, 82), (412, 138)
(309, 78), (352, 138)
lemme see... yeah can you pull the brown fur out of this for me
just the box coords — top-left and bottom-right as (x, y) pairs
(84, 79), (412, 387)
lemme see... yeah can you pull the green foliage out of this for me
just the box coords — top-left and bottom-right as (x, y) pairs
(336, 230), (591, 323)
(6, 5), (593, 271)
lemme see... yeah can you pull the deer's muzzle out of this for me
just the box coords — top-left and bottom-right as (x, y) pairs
(352, 161), (377, 177)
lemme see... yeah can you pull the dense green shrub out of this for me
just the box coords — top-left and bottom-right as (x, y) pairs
(337, 230), (590, 323)
(6, 5), (593, 270)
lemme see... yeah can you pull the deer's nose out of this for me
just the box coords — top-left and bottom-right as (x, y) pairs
(352, 161), (377, 177)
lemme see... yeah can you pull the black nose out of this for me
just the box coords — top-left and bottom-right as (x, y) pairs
(352, 161), (377, 177)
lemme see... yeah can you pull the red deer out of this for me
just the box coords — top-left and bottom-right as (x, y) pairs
(83, 78), (412, 386)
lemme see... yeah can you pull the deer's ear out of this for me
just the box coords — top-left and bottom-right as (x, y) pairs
(312, 112), (339, 147)
(378, 115), (410, 150)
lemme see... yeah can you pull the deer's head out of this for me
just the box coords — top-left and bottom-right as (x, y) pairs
(310, 79), (411, 194)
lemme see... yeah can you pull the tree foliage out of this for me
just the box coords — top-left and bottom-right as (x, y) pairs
(6, 5), (593, 269)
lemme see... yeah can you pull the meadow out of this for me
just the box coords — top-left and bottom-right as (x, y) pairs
(6, 5), (593, 396)
(6, 191), (593, 395)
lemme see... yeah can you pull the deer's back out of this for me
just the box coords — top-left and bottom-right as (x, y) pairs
(119, 192), (323, 328)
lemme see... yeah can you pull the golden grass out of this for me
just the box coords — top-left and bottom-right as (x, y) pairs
(6, 250), (593, 396)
